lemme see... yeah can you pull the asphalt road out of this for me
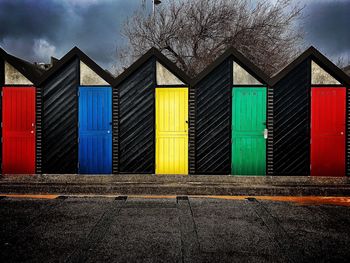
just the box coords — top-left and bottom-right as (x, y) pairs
(0, 196), (349, 263)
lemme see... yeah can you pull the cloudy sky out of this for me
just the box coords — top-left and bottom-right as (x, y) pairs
(0, 0), (349, 71)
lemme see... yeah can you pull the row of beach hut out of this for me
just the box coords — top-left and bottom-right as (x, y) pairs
(1, 46), (349, 176)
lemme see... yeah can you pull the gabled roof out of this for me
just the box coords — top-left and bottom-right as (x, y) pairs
(192, 46), (271, 86)
(38, 46), (115, 86)
(271, 46), (350, 86)
(113, 47), (192, 87)
(0, 47), (46, 85)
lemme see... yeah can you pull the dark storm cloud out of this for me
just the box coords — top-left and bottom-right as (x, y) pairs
(1, 0), (349, 69)
(0, 0), (65, 38)
(304, 0), (350, 61)
(0, 0), (140, 69)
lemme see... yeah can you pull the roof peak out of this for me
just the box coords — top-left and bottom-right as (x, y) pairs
(271, 46), (350, 86)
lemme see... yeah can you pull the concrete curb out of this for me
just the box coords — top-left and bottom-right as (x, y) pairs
(1, 174), (350, 184)
(1, 174), (350, 196)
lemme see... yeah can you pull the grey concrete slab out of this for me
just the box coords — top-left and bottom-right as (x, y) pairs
(0, 197), (350, 262)
(86, 198), (182, 263)
(0, 198), (113, 262)
(177, 197), (201, 263)
(0, 199), (60, 245)
(260, 201), (350, 263)
(188, 198), (285, 261)
(66, 197), (126, 263)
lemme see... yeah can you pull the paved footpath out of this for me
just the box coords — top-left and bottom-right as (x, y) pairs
(0, 195), (350, 262)
(2, 174), (350, 196)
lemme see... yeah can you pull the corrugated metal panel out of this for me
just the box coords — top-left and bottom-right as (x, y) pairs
(188, 85), (195, 174)
(119, 59), (155, 173)
(273, 59), (310, 175)
(2, 87), (36, 174)
(195, 58), (231, 174)
(266, 86), (274, 175)
(42, 59), (79, 174)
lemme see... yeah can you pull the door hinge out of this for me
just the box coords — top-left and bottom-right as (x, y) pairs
(0, 122), (2, 128)
(77, 162), (80, 169)
(1, 91), (3, 97)
(77, 137), (79, 143)
(77, 91), (80, 96)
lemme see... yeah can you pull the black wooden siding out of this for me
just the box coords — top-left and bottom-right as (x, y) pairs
(273, 59), (311, 175)
(42, 59), (79, 174)
(118, 59), (155, 173)
(195, 58), (232, 174)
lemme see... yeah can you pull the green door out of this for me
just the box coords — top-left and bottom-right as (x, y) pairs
(232, 87), (266, 175)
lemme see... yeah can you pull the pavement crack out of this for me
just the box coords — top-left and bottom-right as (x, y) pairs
(64, 196), (127, 263)
(177, 196), (201, 263)
(249, 198), (301, 263)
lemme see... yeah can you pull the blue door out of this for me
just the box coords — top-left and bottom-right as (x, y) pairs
(78, 86), (112, 174)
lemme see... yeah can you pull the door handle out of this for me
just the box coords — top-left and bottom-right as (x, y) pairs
(341, 132), (344, 135)
(263, 129), (268, 139)
(30, 131), (34, 134)
(107, 130), (111, 134)
(185, 120), (188, 124)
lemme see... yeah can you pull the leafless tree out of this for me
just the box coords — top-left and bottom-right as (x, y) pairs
(116, 0), (304, 77)
(335, 55), (350, 70)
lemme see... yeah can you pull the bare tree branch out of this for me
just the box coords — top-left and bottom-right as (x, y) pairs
(116, 0), (304, 77)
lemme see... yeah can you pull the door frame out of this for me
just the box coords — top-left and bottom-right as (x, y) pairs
(310, 86), (346, 177)
(231, 86), (267, 175)
(78, 85), (112, 174)
(155, 87), (189, 174)
(2, 86), (36, 174)
(231, 85), (268, 175)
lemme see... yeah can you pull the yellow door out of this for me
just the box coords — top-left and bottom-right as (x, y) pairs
(156, 88), (188, 174)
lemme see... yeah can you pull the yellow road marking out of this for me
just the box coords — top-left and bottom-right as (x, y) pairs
(1, 194), (350, 206)
(1, 194), (59, 199)
(127, 195), (177, 199)
(191, 195), (350, 206)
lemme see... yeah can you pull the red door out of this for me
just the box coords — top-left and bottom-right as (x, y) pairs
(2, 87), (36, 174)
(311, 87), (346, 177)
